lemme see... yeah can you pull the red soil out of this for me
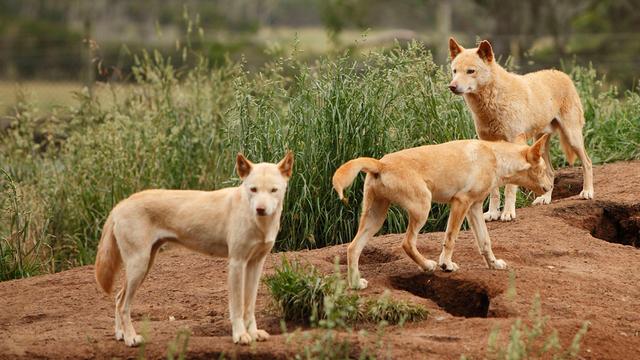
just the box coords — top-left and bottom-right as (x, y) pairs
(1, 161), (639, 359)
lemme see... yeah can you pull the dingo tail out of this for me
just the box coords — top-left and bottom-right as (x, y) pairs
(95, 212), (121, 294)
(332, 157), (382, 202)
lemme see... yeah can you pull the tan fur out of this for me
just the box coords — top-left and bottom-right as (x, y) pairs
(448, 37), (594, 221)
(95, 212), (121, 294)
(95, 152), (294, 347)
(332, 137), (552, 290)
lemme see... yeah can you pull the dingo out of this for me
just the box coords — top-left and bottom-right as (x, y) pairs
(332, 137), (552, 289)
(95, 152), (294, 346)
(448, 37), (593, 222)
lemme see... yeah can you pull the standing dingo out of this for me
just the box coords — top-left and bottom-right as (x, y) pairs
(448, 38), (593, 222)
(332, 137), (552, 289)
(95, 152), (294, 346)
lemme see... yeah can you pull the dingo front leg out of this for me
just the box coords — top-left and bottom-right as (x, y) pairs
(483, 187), (501, 221)
(467, 202), (507, 270)
(438, 198), (470, 272)
(228, 257), (251, 345)
(244, 247), (271, 342)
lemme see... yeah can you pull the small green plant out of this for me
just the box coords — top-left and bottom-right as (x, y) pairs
(265, 256), (427, 325)
(487, 294), (589, 360)
(166, 328), (191, 360)
(263, 256), (360, 325)
(361, 290), (428, 325)
(263, 256), (330, 323)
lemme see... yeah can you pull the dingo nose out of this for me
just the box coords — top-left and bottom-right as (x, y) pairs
(256, 208), (266, 216)
(449, 85), (459, 93)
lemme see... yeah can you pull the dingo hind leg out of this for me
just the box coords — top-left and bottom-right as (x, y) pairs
(114, 237), (164, 344)
(114, 224), (155, 347)
(533, 133), (554, 205)
(347, 188), (390, 290)
(400, 190), (437, 274)
(558, 111), (593, 199)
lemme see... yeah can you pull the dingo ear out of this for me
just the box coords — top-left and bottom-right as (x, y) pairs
(527, 134), (549, 163)
(449, 37), (464, 59)
(477, 40), (494, 63)
(278, 150), (294, 179)
(236, 153), (253, 179)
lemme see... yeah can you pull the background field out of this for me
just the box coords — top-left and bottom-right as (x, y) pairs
(1, 1), (639, 282)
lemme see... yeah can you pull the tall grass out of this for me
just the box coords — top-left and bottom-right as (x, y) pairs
(1, 38), (639, 280)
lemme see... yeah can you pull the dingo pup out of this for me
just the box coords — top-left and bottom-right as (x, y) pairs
(448, 37), (593, 222)
(95, 152), (294, 346)
(332, 137), (552, 289)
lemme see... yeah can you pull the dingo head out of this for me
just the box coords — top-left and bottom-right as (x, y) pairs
(448, 37), (495, 95)
(503, 135), (554, 196)
(236, 151), (294, 217)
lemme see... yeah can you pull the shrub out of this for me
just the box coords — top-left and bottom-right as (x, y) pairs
(1, 36), (639, 280)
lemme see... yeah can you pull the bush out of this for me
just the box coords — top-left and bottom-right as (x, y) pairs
(1, 37), (639, 280)
(264, 256), (427, 327)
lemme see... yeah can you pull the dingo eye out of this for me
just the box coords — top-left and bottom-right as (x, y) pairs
(271, 188), (278, 193)
(466, 69), (475, 74)
(250, 187), (257, 193)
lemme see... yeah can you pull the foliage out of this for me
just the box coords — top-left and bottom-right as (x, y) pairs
(264, 256), (427, 328)
(361, 290), (427, 325)
(487, 294), (590, 360)
(1, 37), (639, 280)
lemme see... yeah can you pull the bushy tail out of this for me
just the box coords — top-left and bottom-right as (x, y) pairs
(557, 129), (577, 165)
(332, 157), (382, 201)
(95, 212), (121, 294)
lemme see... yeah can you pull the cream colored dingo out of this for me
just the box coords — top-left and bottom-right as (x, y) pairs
(448, 38), (594, 222)
(332, 137), (552, 290)
(95, 152), (294, 346)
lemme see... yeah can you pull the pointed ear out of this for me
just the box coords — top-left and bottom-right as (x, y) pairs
(477, 40), (494, 62)
(527, 134), (549, 163)
(449, 37), (464, 60)
(236, 153), (253, 179)
(277, 150), (294, 179)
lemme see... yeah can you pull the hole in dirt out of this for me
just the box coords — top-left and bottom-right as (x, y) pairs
(329, 247), (401, 265)
(552, 170), (583, 200)
(555, 202), (640, 248)
(590, 204), (640, 247)
(389, 273), (491, 318)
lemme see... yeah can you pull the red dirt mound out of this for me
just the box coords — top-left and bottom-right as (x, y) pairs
(1, 161), (639, 359)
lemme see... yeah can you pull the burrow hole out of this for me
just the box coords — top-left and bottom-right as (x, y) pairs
(389, 273), (491, 318)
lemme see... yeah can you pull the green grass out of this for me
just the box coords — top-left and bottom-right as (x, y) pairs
(485, 295), (589, 360)
(264, 256), (426, 327)
(1, 38), (639, 280)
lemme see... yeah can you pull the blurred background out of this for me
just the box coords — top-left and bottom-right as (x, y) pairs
(1, 0), (639, 113)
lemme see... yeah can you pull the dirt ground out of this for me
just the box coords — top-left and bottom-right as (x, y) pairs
(1, 161), (639, 359)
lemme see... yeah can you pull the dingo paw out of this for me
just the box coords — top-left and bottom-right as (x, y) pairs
(579, 189), (594, 200)
(250, 329), (270, 342)
(125, 335), (144, 347)
(500, 209), (516, 221)
(233, 332), (253, 345)
(351, 278), (368, 290)
(115, 330), (124, 341)
(484, 210), (501, 222)
(491, 259), (507, 270)
(424, 260), (437, 272)
(439, 261), (459, 272)
(532, 194), (552, 205)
